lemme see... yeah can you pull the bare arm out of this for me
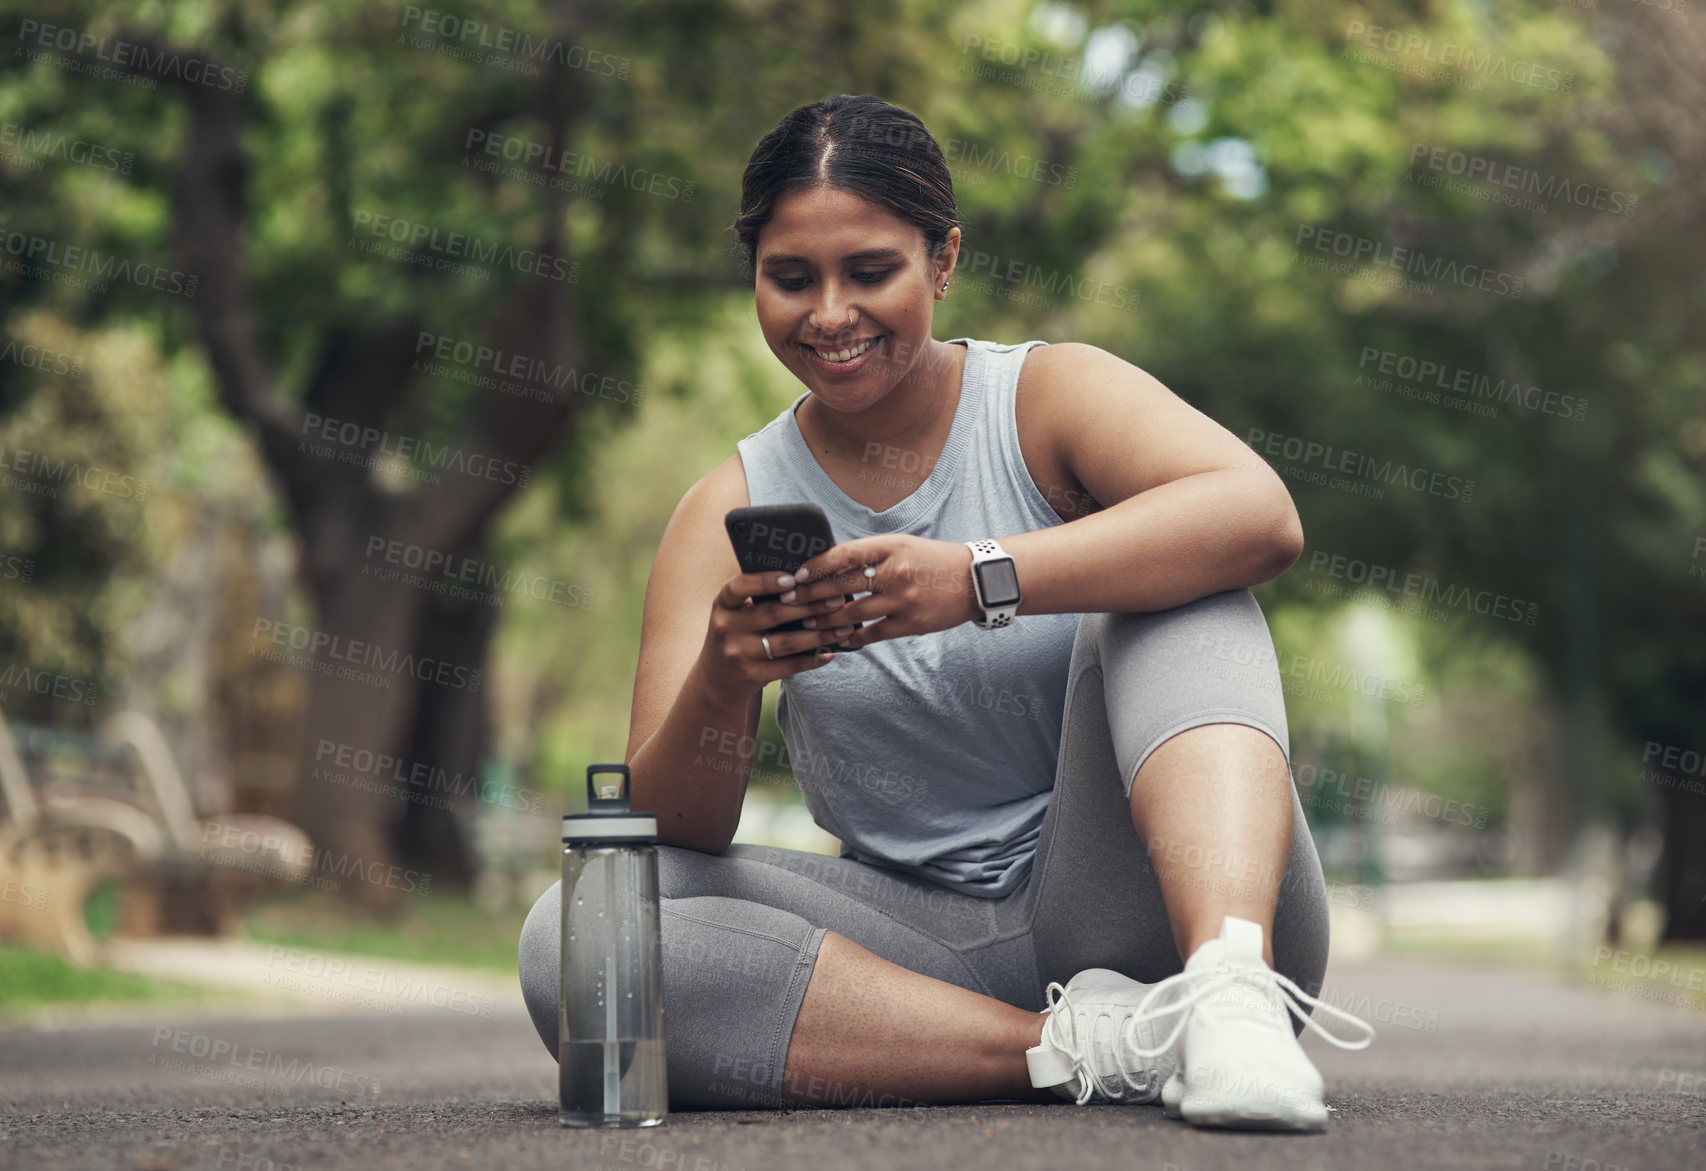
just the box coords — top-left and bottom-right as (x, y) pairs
(779, 343), (1306, 650)
(624, 453), (855, 853)
(1002, 343), (1304, 616)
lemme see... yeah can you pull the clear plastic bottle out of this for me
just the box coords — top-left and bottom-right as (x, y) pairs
(559, 763), (667, 1127)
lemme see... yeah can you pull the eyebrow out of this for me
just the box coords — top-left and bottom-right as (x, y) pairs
(759, 248), (906, 266)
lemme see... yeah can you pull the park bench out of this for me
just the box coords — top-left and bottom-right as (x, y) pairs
(0, 708), (313, 964)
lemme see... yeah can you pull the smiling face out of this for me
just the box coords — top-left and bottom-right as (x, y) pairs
(754, 184), (959, 414)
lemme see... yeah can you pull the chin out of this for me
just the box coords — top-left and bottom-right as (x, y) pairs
(805, 382), (886, 415)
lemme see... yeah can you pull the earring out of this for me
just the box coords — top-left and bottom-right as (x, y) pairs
(941, 281), (950, 292)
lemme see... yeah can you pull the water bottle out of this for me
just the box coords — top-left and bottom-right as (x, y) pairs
(559, 763), (668, 1127)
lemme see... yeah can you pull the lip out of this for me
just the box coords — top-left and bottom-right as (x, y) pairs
(798, 335), (884, 376)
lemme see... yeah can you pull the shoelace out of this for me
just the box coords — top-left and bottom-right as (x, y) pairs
(1120, 961), (1376, 1062)
(1039, 981), (1155, 1105)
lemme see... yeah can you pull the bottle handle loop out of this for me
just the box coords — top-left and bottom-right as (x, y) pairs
(586, 763), (631, 813)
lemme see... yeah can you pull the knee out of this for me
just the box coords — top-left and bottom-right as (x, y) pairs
(1118, 587), (1266, 639)
(1095, 589), (1279, 677)
(520, 845), (715, 1050)
(517, 880), (562, 1054)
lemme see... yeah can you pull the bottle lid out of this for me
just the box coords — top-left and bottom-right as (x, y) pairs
(562, 763), (657, 843)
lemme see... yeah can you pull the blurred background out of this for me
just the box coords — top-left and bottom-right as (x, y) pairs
(1, 0), (1702, 1019)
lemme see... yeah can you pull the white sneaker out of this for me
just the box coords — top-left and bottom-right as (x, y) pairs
(1125, 916), (1374, 1132)
(1026, 968), (1179, 1105)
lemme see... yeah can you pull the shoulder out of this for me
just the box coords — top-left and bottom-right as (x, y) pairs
(670, 394), (802, 534)
(1017, 340), (1182, 415)
(649, 449), (749, 595)
(1014, 341), (1153, 432)
(677, 449), (751, 522)
(1017, 341), (1143, 391)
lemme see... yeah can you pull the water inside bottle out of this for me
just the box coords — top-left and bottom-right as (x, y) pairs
(559, 1038), (667, 1127)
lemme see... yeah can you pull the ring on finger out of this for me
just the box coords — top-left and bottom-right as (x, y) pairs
(761, 634), (773, 661)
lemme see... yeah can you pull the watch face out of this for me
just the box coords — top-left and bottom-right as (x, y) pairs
(977, 558), (1021, 608)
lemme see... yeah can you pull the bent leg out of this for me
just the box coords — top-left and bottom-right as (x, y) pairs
(519, 842), (1048, 1108)
(1025, 591), (1329, 1004)
(518, 594), (1327, 1109)
(1132, 723), (1295, 967)
(786, 930), (1046, 1105)
(520, 872), (823, 1109)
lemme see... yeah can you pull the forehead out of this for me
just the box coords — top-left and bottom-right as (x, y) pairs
(757, 185), (923, 261)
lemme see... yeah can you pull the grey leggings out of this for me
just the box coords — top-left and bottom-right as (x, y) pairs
(518, 589), (1329, 1108)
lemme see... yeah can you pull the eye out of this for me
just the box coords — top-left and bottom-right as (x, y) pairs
(851, 269), (890, 284)
(772, 275), (809, 292)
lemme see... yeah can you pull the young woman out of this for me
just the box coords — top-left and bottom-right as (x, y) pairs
(520, 93), (1372, 1132)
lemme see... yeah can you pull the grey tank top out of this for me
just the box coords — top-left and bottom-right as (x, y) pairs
(735, 337), (1081, 897)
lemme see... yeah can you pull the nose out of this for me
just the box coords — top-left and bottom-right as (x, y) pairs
(806, 280), (857, 339)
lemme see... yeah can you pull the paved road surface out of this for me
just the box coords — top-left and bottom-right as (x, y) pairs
(3, 955), (1703, 1171)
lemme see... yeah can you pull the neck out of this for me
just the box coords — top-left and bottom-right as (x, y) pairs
(800, 338), (966, 463)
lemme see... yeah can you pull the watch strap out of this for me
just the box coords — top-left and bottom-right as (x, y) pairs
(964, 539), (1020, 629)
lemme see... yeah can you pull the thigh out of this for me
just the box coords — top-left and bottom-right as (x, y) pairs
(647, 843), (1011, 1107)
(520, 842), (1001, 1109)
(661, 842), (1005, 997)
(1020, 596), (1330, 997)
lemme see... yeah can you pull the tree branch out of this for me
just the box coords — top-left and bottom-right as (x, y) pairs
(404, 19), (595, 553)
(113, 32), (324, 517)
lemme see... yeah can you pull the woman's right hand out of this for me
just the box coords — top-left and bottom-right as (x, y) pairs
(699, 570), (856, 698)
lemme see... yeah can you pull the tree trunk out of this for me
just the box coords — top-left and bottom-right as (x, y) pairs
(149, 45), (590, 904)
(390, 554), (501, 891)
(1659, 781), (1706, 942)
(291, 580), (426, 913)
(119, 14), (624, 904)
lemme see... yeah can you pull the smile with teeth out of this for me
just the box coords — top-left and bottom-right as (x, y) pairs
(804, 337), (880, 364)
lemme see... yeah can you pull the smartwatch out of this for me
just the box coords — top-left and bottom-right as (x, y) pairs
(964, 539), (1021, 629)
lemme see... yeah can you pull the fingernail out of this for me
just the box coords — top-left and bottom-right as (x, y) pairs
(825, 597), (844, 610)
(835, 626), (853, 636)
(795, 566), (811, 582)
(780, 589), (797, 603)
(803, 618), (817, 628)
(777, 574), (795, 588)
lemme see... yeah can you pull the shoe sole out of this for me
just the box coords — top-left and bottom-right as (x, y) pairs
(1179, 1093), (1327, 1133)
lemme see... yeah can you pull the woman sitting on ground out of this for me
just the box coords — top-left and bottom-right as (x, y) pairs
(520, 92), (1372, 1132)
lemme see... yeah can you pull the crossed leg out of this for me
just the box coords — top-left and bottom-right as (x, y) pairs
(517, 592), (1323, 1109)
(780, 720), (1294, 1104)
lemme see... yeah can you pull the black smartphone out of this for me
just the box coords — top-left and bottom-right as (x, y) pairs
(724, 503), (860, 654)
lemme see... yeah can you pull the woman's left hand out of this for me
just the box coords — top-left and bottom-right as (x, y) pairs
(787, 534), (980, 649)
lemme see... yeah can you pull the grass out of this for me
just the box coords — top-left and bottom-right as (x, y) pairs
(1371, 931), (1706, 1013)
(241, 889), (532, 972)
(1375, 933), (1577, 968)
(0, 888), (529, 1015)
(0, 880), (220, 1015)
(1576, 941), (1706, 1014)
(0, 945), (213, 1013)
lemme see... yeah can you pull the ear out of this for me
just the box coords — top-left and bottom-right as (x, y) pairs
(934, 226), (962, 297)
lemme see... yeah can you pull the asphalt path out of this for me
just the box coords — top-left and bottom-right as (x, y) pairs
(3, 955), (1703, 1171)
